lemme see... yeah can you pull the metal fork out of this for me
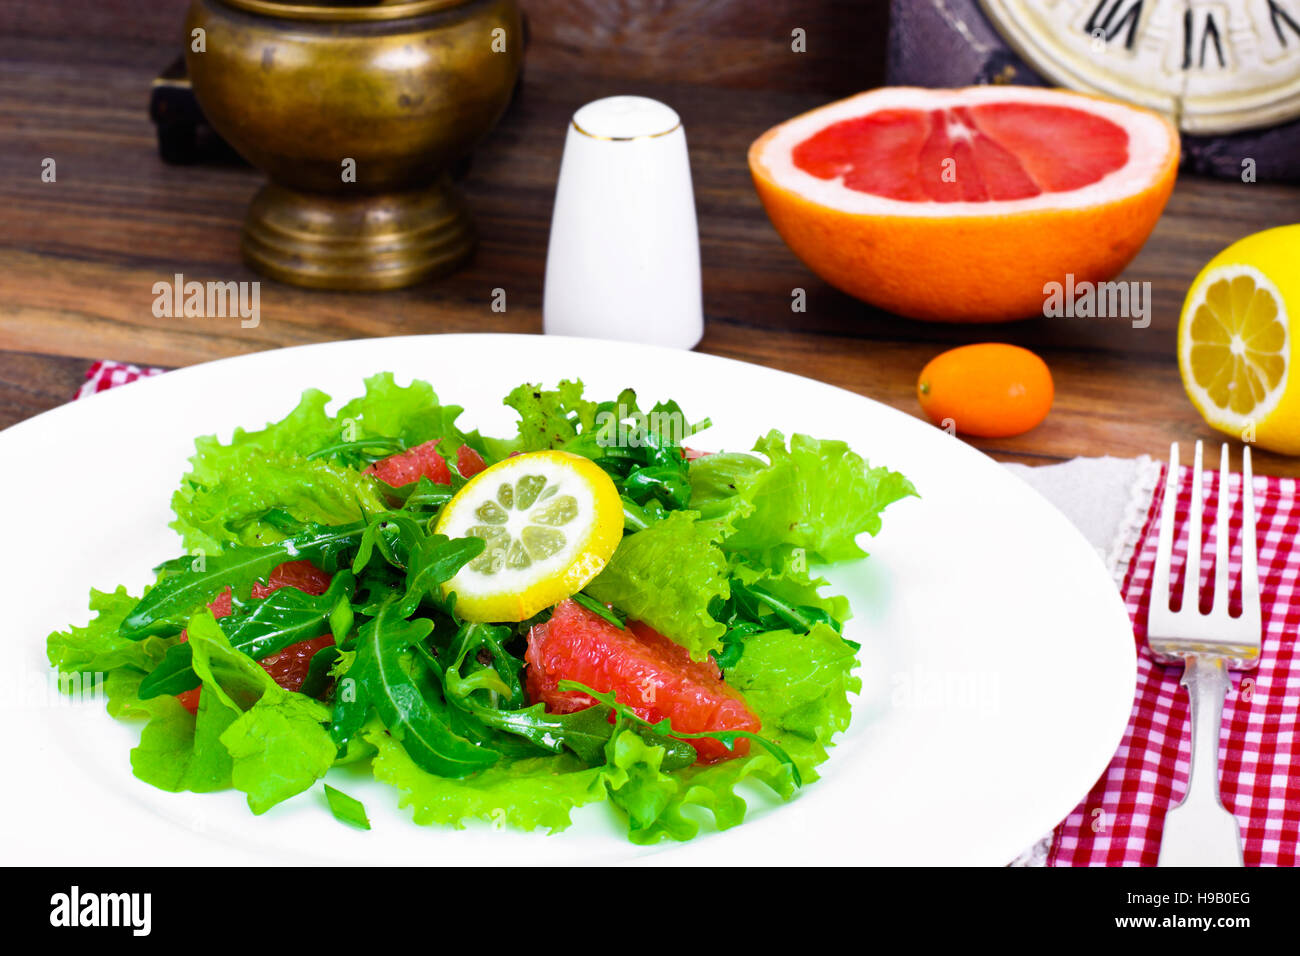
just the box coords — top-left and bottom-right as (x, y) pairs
(1148, 441), (1261, 867)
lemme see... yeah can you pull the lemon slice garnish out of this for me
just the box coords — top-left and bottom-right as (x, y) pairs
(433, 450), (623, 622)
(1178, 224), (1300, 455)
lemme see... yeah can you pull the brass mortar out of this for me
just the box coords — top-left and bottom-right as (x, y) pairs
(185, 0), (522, 289)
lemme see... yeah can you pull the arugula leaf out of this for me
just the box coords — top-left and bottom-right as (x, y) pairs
(349, 515), (484, 616)
(707, 551), (855, 668)
(572, 592), (626, 629)
(330, 601), (498, 778)
(435, 623), (611, 763)
(435, 622), (694, 767)
(560, 681), (800, 786)
(137, 572), (356, 699)
(454, 699), (616, 764)
(306, 436), (405, 468)
(299, 645), (343, 700)
(323, 784), (371, 830)
(585, 509), (730, 661)
(729, 549), (851, 625)
(443, 621), (527, 709)
(398, 530), (484, 616)
(563, 391), (705, 511)
(122, 521), (366, 640)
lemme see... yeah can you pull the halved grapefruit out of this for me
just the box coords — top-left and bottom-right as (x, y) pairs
(748, 86), (1180, 322)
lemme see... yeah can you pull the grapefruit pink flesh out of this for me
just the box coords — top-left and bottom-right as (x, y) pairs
(366, 439), (451, 487)
(792, 103), (1129, 203)
(456, 444), (488, 478)
(525, 599), (761, 763)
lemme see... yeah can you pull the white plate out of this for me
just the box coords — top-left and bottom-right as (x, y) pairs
(0, 334), (1135, 866)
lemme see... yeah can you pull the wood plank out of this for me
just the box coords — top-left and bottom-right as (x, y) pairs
(0, 349), (92, 426)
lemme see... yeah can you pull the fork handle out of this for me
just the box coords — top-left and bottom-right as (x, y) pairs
(1158, 656), (1243, 866)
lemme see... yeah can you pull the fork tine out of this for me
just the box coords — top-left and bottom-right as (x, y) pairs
(1181, 441), (1205, 614)
(1211, 444), (1230, 615)
(1151, 443), (1180, 617)
(1241, 444), (1260, 619)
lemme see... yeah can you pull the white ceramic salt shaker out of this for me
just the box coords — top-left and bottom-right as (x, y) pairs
(543, 96), (704, 349)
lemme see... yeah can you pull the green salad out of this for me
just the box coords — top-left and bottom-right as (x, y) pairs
(47, 374), (915, 843)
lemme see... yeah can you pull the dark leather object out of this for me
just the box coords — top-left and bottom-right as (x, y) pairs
(149, 56), (245, 166)
(886, 0), (1300, 182)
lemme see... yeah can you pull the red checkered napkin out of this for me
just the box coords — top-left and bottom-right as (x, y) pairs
(74, 360), (166, 400)
(1050, 462), (1300, 867)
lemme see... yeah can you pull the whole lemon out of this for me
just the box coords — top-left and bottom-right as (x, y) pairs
(1179, 224), (1300, 455)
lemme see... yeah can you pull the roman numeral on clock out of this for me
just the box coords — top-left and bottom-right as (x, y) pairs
(1182, 6), (1226, 69)
(1084, 0), (1146, 49)
(1270, 0), (1300, 46)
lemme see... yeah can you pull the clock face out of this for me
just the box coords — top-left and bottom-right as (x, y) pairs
(979, 0), (1300, 133)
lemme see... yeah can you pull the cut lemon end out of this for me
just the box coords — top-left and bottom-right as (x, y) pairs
(433, 450), (623, 622)
(1180, 265), (1289, 429)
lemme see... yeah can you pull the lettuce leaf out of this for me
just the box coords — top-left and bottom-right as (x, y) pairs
(585, 510), (730, 661)
(335, 372), (472, 454)
(187, 611), (336, 814)
(173, 454), (385, 553)
(690, 431), (917, 563)
(47, 587), (173, 675)
(171, 373), (470, 552)
(365, 725), (606, 834)
(501, 380), (598, 453)
(727, 623), (861, 748)
(593, 622), (859, 843)
(130, 687), (236, 794)
(602, 728), (697, 842)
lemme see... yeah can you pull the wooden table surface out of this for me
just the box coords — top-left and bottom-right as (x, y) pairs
(4, 1), (1300, 474)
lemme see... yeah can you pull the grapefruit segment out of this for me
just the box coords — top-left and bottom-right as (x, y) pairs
(455, 444), (488, 478)
(525, 600), (762, 763)
(750, 86), (1180, 322)
(366, 439), (451, 487)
